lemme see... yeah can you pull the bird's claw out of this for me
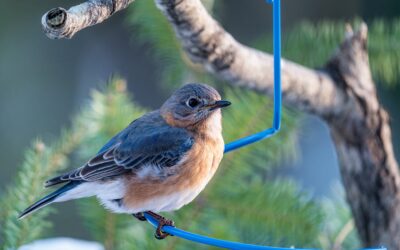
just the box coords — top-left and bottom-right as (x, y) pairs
(135, 211), (175, 240)
(154, 217), (175, 240)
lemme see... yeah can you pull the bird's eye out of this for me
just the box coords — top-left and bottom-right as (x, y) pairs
(186, 98), (200, 108)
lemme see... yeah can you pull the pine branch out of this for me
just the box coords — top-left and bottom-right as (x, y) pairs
(295, 19), (399, 86)
(210, 179), (323, 247)
(0, 77), (137, 249)
(1, 129), (84, 249)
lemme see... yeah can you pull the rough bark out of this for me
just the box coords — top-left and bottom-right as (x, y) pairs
(326, 25), (400, 248)
(41, 0), (134, 39)
(41, 0), (400, 248)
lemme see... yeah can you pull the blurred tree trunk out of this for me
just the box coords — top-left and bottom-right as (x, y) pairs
(39, 0), (400, 248)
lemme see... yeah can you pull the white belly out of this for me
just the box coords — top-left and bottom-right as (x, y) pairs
(105, 179), (209, 214)
(99, 189), (199, 214)
(134, 187), (204, 213)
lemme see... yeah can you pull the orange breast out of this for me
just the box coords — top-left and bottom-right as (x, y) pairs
(123, 135), (224, 211)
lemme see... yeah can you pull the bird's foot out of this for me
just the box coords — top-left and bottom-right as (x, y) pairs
(132, 212), (147, 221)
(146, 211), (175, 240)
(155, 217), (174, 240)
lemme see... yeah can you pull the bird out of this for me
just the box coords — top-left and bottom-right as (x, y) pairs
(19, 83), (231, 239)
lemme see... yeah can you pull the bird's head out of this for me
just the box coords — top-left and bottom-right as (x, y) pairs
(160, 83), (231, 128)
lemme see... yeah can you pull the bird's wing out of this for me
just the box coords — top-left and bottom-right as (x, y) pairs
(45, 118), (194, 186)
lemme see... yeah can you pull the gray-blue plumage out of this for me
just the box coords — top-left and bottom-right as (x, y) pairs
(45, 111), (194, 185)
(19, 83), (230, 220)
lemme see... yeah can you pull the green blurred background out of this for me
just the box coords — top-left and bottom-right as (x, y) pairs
(1, 0), (399, 243)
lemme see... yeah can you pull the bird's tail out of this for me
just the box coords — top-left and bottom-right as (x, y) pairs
(18, 182), (79, 219)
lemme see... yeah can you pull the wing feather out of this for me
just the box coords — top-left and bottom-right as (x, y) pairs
(45, 113), (194, 187)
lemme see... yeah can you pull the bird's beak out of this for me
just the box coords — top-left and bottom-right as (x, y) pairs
(208, 100), (231, 110)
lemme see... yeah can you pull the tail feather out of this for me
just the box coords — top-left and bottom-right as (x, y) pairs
(18, 182), (79, 219)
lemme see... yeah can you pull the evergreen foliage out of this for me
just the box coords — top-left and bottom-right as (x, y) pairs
(3, 1), (398, 249)
(1, 130), (84, 249)
(368, 19), (400, 85)
(254, 19), (400, 86)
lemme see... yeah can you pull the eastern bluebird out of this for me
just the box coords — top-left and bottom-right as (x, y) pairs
(19, 83), (231, 239)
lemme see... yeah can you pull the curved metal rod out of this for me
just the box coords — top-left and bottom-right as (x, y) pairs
(143, 212), (315, 250)
(144, 213), (386, 250)
(224, 0), (281, 154)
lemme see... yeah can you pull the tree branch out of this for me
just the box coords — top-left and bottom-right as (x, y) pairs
(154, 0), (348, 118)
(326, 23), (400, 249)
(41, 0), (134, 39)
